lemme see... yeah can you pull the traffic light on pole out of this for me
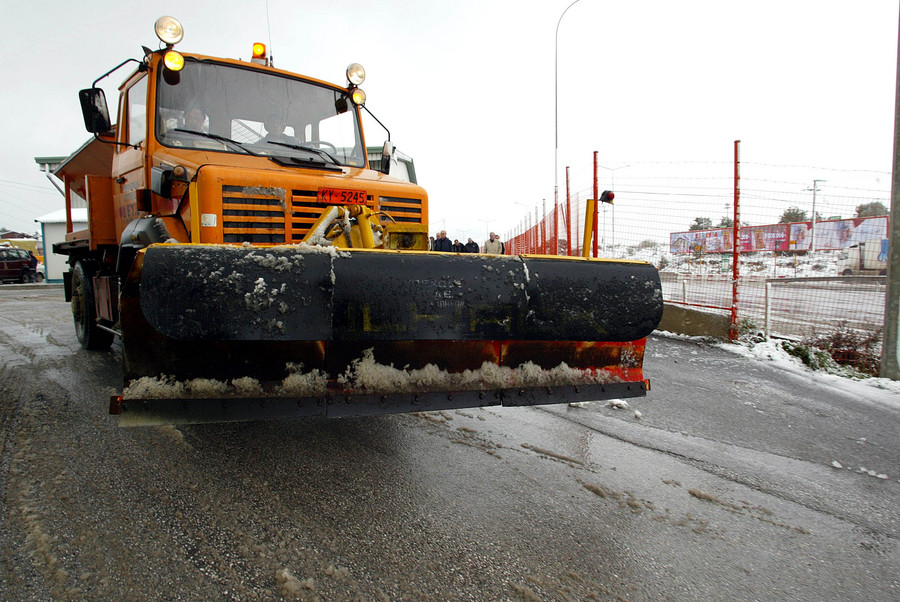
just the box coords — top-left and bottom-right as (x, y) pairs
(600, 190), (615, 204)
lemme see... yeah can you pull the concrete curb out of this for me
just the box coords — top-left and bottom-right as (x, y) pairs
(658, 302), (731, 340)
(1, 282), (63, 291)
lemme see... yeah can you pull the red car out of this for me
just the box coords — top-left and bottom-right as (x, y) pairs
(0, 247), (38, 283)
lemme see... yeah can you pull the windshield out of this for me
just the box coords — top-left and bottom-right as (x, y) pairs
(155, 58), (366, 167)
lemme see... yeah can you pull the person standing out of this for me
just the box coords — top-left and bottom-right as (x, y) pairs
(432, 230), (453, 252)
(452, 239), (465, 253)
(464, 238), (479, 253)
(483, 232), (503, 254)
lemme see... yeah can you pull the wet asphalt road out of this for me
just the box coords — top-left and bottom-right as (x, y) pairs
(1, 285), (898, 600)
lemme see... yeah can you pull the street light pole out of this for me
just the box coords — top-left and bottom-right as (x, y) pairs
(555, 0), (583, 228)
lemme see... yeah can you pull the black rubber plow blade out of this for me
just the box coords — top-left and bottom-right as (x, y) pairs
(115, 245), (663, 425)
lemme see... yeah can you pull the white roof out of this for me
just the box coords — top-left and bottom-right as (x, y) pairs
(36, 208), (88, 224)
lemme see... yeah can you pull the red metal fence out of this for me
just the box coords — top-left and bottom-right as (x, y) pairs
(502, 144), (891, 361)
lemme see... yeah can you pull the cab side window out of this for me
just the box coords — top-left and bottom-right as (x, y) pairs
(127, 77), (148, 147)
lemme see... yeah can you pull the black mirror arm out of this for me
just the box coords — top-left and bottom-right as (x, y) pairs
(86, 57), (146, 149)
(362, 105), (390, 142)
(91, 58), (143, 89)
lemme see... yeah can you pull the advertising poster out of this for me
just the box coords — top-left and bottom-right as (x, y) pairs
(670, 216), (889, 254)
(789, 217), (889, 251)
(670, 229), (735, 254)
(741, 224), (789, 252)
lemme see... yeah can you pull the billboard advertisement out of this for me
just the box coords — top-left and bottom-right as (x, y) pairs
(787, 216), (889, 251)
(670, 216), (889, 254)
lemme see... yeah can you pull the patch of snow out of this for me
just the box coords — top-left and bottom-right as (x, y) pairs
(716, 338), (900, 410)
(231, 376), (264, 396)
(249, 252), (295, 271)
(277, 363), (328, 396)
(337, 348), (617, 394)
(123, 363), (327, 399)
(858, 467), (889, 479)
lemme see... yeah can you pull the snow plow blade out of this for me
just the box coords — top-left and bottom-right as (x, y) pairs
(116, 244), (663, 426)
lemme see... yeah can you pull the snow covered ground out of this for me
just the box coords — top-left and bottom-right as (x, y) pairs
(656, 329), (900, 407)
(610, 240), (847, 278)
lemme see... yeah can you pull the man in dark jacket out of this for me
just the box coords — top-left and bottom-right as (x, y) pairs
(464, 238), (479, 253)
(432, 230), (453, 252)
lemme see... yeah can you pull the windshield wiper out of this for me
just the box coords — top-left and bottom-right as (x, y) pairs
(172, 129), (259, 155)
(266, 141), (341, 165)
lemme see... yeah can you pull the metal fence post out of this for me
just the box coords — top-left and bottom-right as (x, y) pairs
(730, 140), (741, 342)
(881, 7), (900, 379)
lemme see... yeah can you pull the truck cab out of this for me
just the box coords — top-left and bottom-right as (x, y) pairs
(55, 17), (429, 349)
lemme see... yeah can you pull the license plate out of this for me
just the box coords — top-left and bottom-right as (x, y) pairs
(317, 187), (367, 205)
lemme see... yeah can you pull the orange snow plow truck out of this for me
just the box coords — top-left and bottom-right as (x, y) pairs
(52, 17), (663, 426)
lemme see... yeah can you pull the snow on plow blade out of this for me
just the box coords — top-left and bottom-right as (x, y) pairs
(116, 244), (663, 425)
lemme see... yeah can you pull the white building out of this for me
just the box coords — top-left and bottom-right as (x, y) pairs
(35, 208), (87, 283)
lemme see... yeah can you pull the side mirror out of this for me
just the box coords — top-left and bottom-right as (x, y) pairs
(78, 88), (112, 134)
(380, 141), (394, 175)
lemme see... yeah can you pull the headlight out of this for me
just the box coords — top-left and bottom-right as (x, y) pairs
(155, 16), (184, 46)
(346, 63), (366, 86)
(351, 88), (366, 106)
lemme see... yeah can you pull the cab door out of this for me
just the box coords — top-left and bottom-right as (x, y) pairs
(111, 74), (148, 239)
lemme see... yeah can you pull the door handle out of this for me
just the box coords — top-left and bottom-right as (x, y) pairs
(115, 177), (126, 184)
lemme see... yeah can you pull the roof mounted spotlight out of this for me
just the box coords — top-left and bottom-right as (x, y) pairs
(155, 16), (184, 47)
(346, 63), (366, 87)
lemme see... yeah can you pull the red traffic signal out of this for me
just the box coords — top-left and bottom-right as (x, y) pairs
(600, 190), (615, 204)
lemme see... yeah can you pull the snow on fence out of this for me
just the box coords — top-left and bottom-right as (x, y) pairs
(502, 147), (891, 354)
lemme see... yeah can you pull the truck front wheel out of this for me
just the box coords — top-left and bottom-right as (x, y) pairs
(71, 262), (114, 351)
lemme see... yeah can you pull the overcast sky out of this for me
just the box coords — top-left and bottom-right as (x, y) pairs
(0, 1), (897, 243)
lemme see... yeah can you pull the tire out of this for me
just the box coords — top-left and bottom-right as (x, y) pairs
(34, 272), (44, 282)
(71, 262), (114, 351)
(841, 269), (853, 276)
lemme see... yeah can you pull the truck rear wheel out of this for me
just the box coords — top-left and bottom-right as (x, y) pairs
(72, 261), (114, 351)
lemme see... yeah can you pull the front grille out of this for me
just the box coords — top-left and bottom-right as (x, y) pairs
(378, 196), (424, 224)
(289, 189), (331, 241)
(220, 185), (423, 244)
(222, 185), (286, 243)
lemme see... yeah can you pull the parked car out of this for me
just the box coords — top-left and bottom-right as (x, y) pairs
(0, 247), (38, 283)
